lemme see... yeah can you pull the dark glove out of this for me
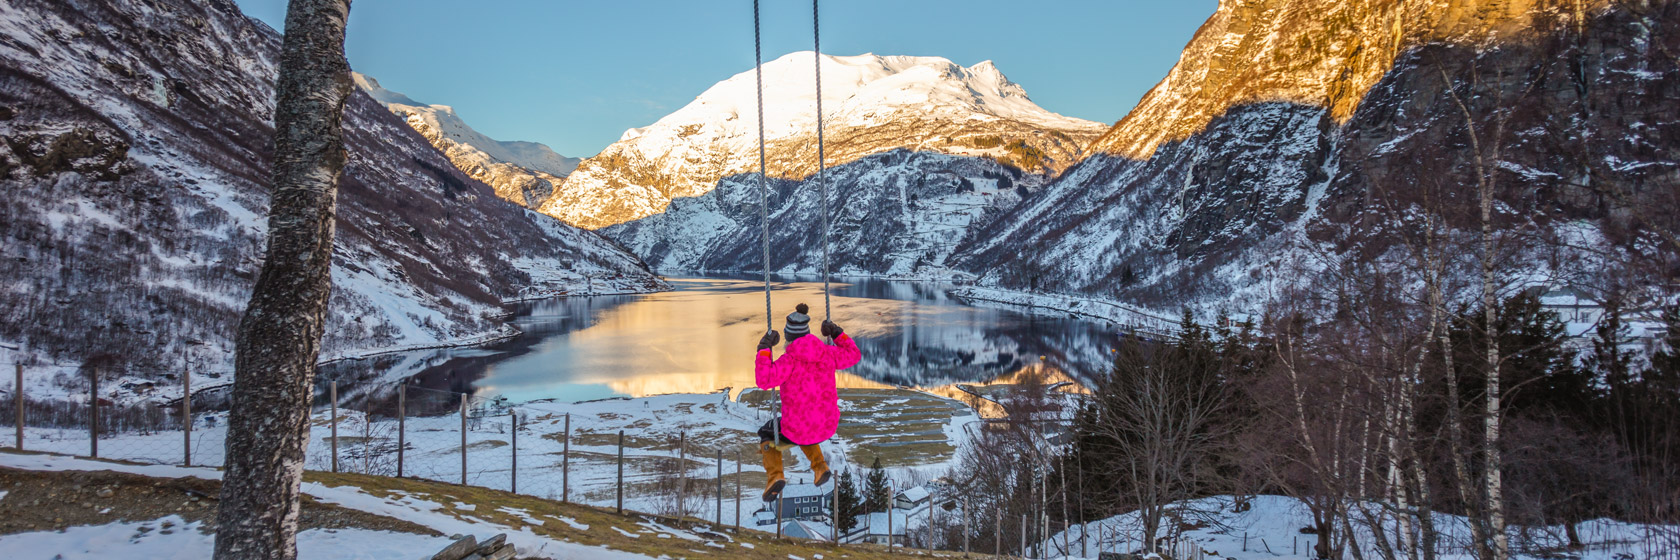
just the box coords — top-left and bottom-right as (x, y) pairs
(821, 320), (843, 339)
(757, 330), (780, 351)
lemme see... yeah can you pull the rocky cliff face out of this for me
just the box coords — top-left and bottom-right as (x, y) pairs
(543, 52), (1105, 230)
(1094, 0), (1615, 160)
(604, 149), (1049, 277)
(353, 73), (579, 208)
(957, 0), (1677, 311)
(0, 0), (661, 374)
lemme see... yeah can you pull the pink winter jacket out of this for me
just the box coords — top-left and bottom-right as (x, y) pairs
(755, 333), (862, 445)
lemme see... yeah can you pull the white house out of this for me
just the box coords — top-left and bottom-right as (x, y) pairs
(894, 486), (931, 510)
(848, 509), (910, 546)
(1538, 285), (1605, 330)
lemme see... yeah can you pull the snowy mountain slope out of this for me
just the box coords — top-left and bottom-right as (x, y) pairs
(955, 0), (1679, 311)
(0, 0), (662, 376)
(352, 72), (580, 207)
(542, 52), (1106, 229)
(604, 149), (1048, 278)
(1090, 0), (1618, 160)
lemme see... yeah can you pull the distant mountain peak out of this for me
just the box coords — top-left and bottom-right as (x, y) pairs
(541, 53), (1104, 229)
(352, 72), (580, 206)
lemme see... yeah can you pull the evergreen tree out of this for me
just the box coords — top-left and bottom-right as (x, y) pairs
(1448, 292), (1594, 421)
(865, 457), (892, 513)
(1497, 291), (1592, 420)
(1647, 303), (1680, 392)
(837, 469), (862, 533)
(1584, 293), (1634, 388)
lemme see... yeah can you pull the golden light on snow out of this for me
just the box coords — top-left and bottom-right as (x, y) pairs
(1093, 0), (1612, 160)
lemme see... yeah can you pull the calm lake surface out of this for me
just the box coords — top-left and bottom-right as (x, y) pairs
(342, 277), (1124, 404)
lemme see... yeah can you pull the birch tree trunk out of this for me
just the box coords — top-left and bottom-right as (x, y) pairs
(213, 1), (353, 558)
(1437, 59), (1513, 560)
(1478, 120), (1510, 560)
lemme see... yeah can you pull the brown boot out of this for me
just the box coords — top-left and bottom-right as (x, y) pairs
(800, 444), (831, 487)
(760, 441), (786, 502)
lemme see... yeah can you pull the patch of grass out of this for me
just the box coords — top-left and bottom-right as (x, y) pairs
(305, 469), (987, 559)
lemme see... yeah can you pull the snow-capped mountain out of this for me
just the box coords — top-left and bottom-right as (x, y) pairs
(605, 149), (1047, 277)
(542, 52), (1106, 229)
(0, 0), (662, 375)
(353, 72), (579, 208)
(955, 0), (1678, 311)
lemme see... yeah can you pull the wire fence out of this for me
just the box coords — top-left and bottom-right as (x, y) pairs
(0, 363), (857, 543)
(9, 362), (1670, 558)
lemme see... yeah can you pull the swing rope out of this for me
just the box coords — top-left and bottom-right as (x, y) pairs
(753, 0), (772, 333)
(812, 0), (831, 319)
(751, 0), (784, 531)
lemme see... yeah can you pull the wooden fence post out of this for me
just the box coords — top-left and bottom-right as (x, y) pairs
(511, 411), (519, 494)
(15, 364), (23, 450)
(562, 412), (570, 502)
(995, 508), (1001, 556)
(677, 431), (686, 517)
(459, 393), (468, 486)
(616, 430), (624, 514)
(927, 497), (934, 553)
(833, 470), (841, 543)
(963, 498), (970, 557)
(716, 450), (723, 526)
(397, 384), (405, 477)
(735, 450), (741, 530)
(329, 381), (338, 473)
(363, 398), (371, 473)
(89, 367), (98, 458)
(883, 482), (891, 546)
(778, 461), (788, 539)
(182, 365), (191, 467)
(1078, 458), (1087, 559)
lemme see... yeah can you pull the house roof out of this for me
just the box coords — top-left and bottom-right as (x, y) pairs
(1539, 286), (1599, 307)
(862, 511), (910, 535)
(897, 486), (930, 502)
(781, 520), (830, 541)
(782, 483), (829, 499)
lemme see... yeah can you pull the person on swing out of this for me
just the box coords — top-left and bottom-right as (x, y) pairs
(754, 303), (860, 502)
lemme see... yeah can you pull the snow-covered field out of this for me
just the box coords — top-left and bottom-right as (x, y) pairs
(0, 515), (451, 560)
(0, 453), (664, 559)
(1040, 495), (1678, 560)
(5, 388), (982, 529)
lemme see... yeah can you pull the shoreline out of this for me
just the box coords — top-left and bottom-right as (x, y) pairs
(949, 286), (1180, 338)
(328, 278), (672, 364)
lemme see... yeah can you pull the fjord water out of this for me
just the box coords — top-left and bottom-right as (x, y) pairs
(382, 277), (1121, 403)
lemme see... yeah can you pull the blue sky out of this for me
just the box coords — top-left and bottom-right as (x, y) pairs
(233, 1), (1215, 157)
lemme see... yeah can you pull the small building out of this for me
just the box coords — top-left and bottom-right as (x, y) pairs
(1537, 286), (1604, 326)
(779, 519), (830, 541)
(847, 509), (910, 546)
(776, 482), (832, 521)
(894, 486), (930, 511)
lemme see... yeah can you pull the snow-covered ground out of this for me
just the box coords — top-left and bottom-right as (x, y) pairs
(5, 388), (982, 531)
(0, 453), (663, 559)
(0, 515), (451, 560)
(1039, 495), (1678, 560)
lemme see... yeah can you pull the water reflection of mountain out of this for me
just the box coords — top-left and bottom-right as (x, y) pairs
(323, 276), (1123, 403)
(846, 303), (1117, 388)
(315, 293), (643, 405)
